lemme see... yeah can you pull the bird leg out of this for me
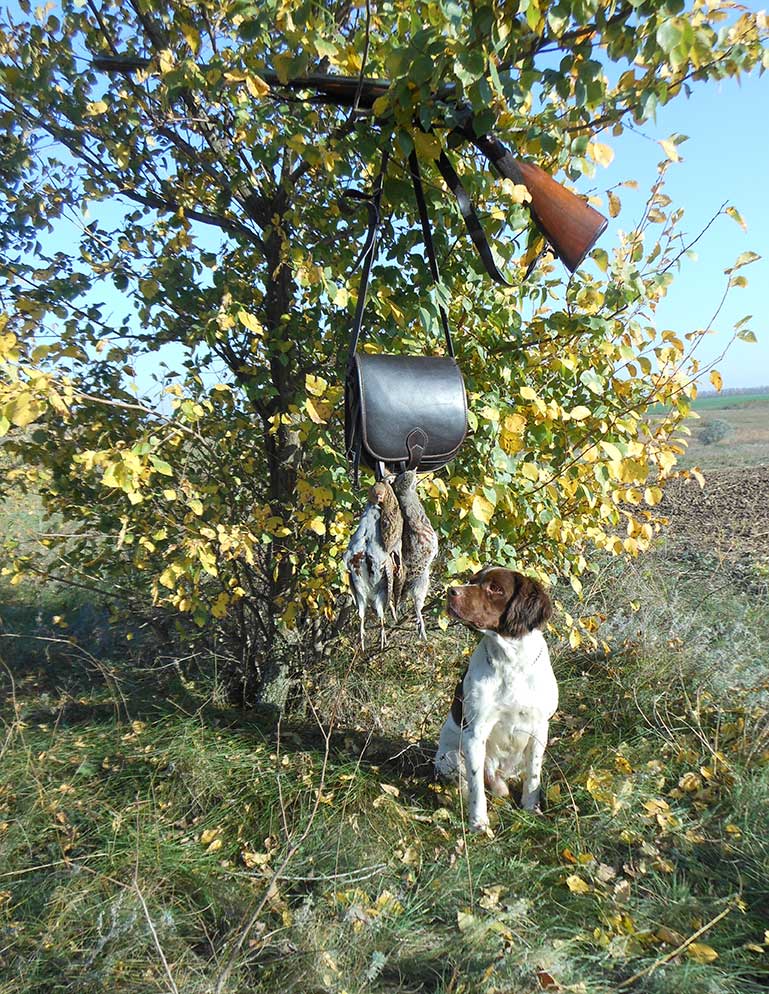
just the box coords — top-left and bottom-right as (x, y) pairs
(412, 569), (431, 641)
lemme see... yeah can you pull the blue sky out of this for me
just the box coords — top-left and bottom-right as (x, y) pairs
(595, 61), (768, 390)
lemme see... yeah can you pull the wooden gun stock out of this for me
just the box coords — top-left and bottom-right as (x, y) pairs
(471, 134), (608, 272)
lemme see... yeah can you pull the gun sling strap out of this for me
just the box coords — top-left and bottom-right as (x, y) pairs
(344, 148), (469, 485)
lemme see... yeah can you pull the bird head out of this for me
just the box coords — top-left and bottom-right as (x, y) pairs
(392, 470), (417, 496)
(367, 482), (387, 506)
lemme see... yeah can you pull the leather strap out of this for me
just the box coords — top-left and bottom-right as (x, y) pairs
(345, 149), (389, 368)
(435, 149), (512, 287)
(345, 145), (458, 367)
(407, 150), (454, 357)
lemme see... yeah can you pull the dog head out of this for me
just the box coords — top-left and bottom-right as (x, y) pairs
(446, 566), (552, 637)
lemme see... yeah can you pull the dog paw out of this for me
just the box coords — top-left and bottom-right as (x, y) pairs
(469, 817), (492, 835)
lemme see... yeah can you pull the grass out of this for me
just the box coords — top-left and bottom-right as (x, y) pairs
(2, 545), (769, 994)
(690, 393), (769, 412)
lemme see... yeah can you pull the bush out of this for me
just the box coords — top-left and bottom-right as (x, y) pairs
(700, 419), (732, 445)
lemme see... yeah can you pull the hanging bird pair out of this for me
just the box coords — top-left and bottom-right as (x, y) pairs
(343, 470), (438, 650)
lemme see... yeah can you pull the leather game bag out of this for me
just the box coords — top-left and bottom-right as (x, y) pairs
(344, 151), (468, 484)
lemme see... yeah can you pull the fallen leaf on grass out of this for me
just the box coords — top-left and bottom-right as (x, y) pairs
(536, 968), (562, 990)
(656, 925), (686, 946)
(566, 874), (591, 894)
(687, 942), (719, 963)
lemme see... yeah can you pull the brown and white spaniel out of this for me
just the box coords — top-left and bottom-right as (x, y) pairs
(435, 567), (556, 831)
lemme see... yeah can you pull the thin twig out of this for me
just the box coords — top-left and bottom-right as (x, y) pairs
(0, 853), (109, 880)
(133, 880), (181, 994)
(616, 904), (733, 989)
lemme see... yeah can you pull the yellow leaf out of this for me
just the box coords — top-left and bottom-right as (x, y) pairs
(307, 516), (326, 536)
(471, 494), (494, 525)
(5, 392), (43, 427)
(180, 22), (201, 54)
(608, 191), (621, 218)
(211, 592), (230, 619)
(242, 850), (270, 868)
(501, 179), (532, 204)
(658, 450), (676, 475)
(644, 486), (663, 506)
(237, 310), (263, 335)
(371, 94), (390, 117)
(660, 137), (681, 162)
(499, 413), (526, 454)
(305, 373), (328, 397)
(85, 100), (109, 116)
(709, 370), (723, 392)
(478, 404), (500, 423)
(200, 828), (219, 846)
(413, 130), (441, 160)
(519, 385), (538, 401)
(687, 942), (719, 964)
(570, 406), (591, 421)
(566, 875), (591, 894)
(520, 462), (540, 482)
(725, 205), (747, 232)
(589, 141), (614, 167)
(245, 72), (270, 98)
(0, 332), (20, 360)
(305, 397), (332, 423)
(599, 441), (622, 462)
(374, 890), (404, 916)
(188, 498), (204, 516)
(689, 467), (705, 489)
(569, 628), (582, 649)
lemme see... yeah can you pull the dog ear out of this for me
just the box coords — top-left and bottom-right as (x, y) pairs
(501, 575), (552, 637)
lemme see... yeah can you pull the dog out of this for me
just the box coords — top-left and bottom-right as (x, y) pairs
(434, 566), (556, 832)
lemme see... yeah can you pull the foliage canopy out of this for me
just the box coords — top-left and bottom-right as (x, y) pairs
(0, 0), (766, 702)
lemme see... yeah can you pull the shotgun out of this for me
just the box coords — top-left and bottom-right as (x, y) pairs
(93, 58), (607, 271)
(255, 71), (608, 272)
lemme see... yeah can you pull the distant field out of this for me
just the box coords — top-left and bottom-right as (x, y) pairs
(677, 394), (769, 470)
(691, 391), (769, 411)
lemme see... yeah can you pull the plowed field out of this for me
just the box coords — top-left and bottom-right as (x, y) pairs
(663, 465), (769, 561)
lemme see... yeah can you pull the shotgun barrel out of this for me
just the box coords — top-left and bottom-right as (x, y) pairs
(91, 59), (607, 270)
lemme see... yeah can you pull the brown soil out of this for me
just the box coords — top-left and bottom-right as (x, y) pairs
(663, 465), (769, 561)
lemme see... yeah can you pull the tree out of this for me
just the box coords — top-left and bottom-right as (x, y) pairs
(0, 0), (765, 707)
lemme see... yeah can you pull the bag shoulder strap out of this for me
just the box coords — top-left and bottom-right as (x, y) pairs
(345, 146), (457, 367)
(345, 149), (389, 369)
(407, 150), (454, 358)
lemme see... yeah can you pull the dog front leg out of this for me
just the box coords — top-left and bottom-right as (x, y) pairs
(521, 725), (548, 812)
(462, 727), (491, 831)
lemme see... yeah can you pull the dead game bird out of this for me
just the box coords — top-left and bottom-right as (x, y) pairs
(343, 501), (391, 650)
(393, 470), (438, 640)
(367, 477), (403, 617)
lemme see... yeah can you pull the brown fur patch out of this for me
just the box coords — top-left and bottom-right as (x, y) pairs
(447, 567), (551, 636)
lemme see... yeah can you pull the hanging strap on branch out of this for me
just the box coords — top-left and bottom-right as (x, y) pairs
(407, 150), (455, 358)
(345, 149), (390, 368)
(435, 149), (513, 288)
(345, 146), (459, 365)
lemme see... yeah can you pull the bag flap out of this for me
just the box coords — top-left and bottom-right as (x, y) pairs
(352, 354), (467, 463)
